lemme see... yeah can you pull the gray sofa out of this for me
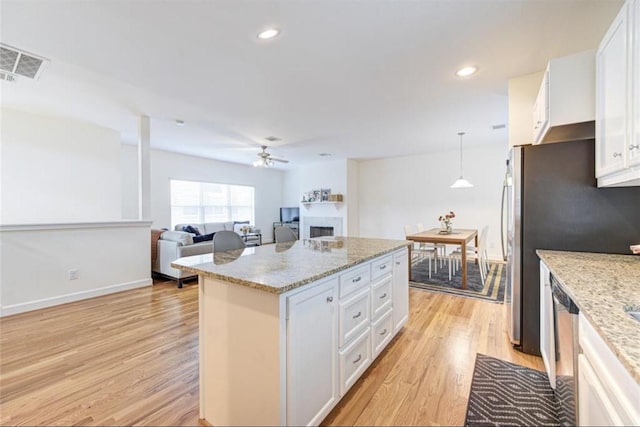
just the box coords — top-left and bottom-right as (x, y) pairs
(152, 221), (260, 287)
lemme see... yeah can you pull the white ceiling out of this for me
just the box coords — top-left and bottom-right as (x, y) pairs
(0, 0), (623, 169)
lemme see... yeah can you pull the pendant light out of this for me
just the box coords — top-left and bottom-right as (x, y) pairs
(451, 131), (474, 188)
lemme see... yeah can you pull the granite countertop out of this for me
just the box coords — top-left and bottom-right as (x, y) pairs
(172, 236), (410, 294)
(537, 250), (640, 383)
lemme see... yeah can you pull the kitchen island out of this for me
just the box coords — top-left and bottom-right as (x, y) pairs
(172, 237), (410, 426)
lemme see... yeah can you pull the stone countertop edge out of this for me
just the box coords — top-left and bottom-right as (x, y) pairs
(172, 239), (411, 295)
(536, 249), (640, 384)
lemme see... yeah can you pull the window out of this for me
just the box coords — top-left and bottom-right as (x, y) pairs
(170, 180), (255, 228)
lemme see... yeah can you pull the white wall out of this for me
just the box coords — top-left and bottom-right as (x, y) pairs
(0, 109), (151, 316)
(358, 144), (507, 260)
(121, 146), (285, 243)
(1, 108), (122, 223)
(0, 222), (151, 316)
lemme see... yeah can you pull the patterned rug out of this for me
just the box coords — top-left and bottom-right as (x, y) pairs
(409, 257), (506, 303)
(465, 354), (575, 426)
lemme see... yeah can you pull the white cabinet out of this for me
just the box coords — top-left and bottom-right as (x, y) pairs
(539, 261), (556, 389)
(287, 278), (339, 426)
(532, 50), (596, 145)
(596, 0), (640, 187)
(533, 70), (550, 143)
(392, 249), (409, 332)
(578, 313), (640, 425)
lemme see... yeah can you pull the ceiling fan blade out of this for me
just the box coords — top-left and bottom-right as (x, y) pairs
(270, 157), (289, 163)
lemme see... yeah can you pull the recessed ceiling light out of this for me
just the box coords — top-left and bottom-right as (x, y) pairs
(257, 28), (280, 40)
(455, 66), (478, 77)
(319, 153), (331, 157)
(175, 119), (185, 126)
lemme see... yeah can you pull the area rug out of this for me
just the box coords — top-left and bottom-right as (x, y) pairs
(465, 354), (572, 427)
(409, 257), (506, 303)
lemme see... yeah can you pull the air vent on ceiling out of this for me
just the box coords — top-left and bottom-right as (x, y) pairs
(0, 44), (48, 81)
(492, 124), (507, 130)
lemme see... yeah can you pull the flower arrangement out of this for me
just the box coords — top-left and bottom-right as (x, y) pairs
(438, 211), (455, 233)
(239, 225), (252, 235)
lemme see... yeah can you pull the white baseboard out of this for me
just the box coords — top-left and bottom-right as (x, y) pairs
(0, 278), (152, 317)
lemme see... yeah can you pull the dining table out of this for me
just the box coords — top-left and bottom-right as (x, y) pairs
(405, 228), (479, 289)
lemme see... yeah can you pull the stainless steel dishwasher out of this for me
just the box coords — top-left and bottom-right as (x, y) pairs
(551, 274), (579, 426)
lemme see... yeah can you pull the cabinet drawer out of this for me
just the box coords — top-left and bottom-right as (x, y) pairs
(339, 327), (371, 396)
(339, 287), (371, 347)
(371, 276), (393, 320)
(371, 255), (392, 280)
(371, 308), (393, 357)
(339, 265), (371, 298)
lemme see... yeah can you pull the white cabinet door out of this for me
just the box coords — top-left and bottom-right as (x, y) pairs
(392, 249), (409, 332)
(578, 354), (624, 426)
(596, 4), (629, 177)
(631, 0), (640, 167)
(533, 70), (550, 144)
(539, 262), (556, 389)
(287, 278), (338, 426)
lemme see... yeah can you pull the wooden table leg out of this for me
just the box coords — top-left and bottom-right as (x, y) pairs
(461, 241), (467, 289)
(408, 244), (412, 281)
(474, 234), (479, 265)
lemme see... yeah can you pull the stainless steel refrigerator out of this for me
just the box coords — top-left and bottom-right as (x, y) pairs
(502, 139), (640, 355)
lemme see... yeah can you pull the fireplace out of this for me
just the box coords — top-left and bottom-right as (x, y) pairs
(310, 226), (334, 238)
(302, 216), (343, 240)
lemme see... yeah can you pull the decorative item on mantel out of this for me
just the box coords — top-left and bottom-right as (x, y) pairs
(301, 188), (343, 203)
(438, 211), (455, 234)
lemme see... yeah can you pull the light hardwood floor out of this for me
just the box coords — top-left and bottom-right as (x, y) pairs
(0, 281), (543, 426)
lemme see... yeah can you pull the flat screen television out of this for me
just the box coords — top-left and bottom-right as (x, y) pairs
(280, 207), (300, 223)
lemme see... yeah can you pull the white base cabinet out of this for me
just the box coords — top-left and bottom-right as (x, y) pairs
(198, 247), (409, 426)
(578, 313), (640, 425)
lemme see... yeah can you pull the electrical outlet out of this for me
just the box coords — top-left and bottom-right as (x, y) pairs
(68, 269), (79, 280)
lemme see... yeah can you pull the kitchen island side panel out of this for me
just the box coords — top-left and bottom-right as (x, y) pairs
(200, 276), (284, 426)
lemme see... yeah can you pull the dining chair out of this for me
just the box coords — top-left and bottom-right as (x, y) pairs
(449, 226), (489, 282)
(274, 226), (298, 243)
(404, 225), (437, 278)
(213, 230), (247, 252)
(416, 222), (447, 268)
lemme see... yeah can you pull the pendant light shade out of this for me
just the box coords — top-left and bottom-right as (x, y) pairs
(451, 131), (474, 188)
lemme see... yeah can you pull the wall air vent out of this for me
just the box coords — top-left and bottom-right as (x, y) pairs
(0, 43), (48, 81)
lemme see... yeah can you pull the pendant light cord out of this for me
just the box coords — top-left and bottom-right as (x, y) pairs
(458, 131), (465, 178)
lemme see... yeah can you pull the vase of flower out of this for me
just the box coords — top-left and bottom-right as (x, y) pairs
(438, 211), (455, 234)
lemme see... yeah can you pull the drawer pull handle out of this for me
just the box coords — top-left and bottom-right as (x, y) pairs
(380, 328), (387, 336)
(380, 293), (387, 299)
(379, 264), (387, 270)
(613, 152), (622, 158)
(395, 261), (400, 265)
(630, 144), (640, 151)
(326, 296), (333, 303)
(353, 354), (362, 364)
(353, 311), (362, 319)
(352, 276), (361, 283)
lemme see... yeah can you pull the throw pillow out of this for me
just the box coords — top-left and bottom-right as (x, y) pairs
(182, 225), (201, 235)
(193, 232), (215, 243)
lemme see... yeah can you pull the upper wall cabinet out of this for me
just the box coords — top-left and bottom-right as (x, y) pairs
(596, 0), (640, 187)
(532, 50), (596, 145)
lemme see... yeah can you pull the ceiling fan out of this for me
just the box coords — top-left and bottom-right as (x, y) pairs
(253, 145), (289, 167)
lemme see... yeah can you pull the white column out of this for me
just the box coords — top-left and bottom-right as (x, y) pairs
(138, 115), (151, 220)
